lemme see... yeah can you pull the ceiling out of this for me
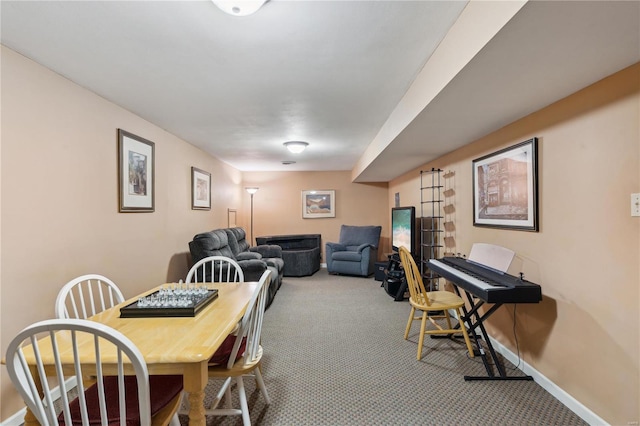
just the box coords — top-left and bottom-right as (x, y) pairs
(2, 1), (639, 183)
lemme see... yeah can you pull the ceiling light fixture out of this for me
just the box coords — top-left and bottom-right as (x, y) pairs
(212, 0), (267, 16)
(284, 141), (309, 154)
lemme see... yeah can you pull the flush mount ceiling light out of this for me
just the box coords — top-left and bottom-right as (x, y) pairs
(212, 0), (267, 16)
(284, 141), (309, 154)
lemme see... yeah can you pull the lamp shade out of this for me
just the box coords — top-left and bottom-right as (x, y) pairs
(245, 187), (259, 195)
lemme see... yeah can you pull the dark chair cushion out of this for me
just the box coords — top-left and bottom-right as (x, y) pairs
(59, 375), (183, 425)
(208, 334), (247, 365)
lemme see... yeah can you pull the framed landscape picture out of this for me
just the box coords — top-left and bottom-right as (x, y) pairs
(302, 190), (335, 219)
(472, 137), (538, 231)
(191, 167), (211, 210)
(118, 129), (154, 212)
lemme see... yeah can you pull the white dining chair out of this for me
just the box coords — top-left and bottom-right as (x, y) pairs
(5, 318), (182, 426)
(186, 255), (245, 283)
(55, 274), (125, 319)
(205, 269), (272, 425)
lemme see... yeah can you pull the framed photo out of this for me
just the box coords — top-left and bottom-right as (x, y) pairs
(118, 129), (154, 212)
(472, 137), (538, 231)
(191, 167), (211, 210)
(302, 190), (335, 219)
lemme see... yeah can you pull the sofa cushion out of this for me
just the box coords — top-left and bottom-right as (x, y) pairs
(225, 227), (250, 256)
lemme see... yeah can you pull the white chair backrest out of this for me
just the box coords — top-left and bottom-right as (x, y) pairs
(55, 274), (125, 319)
(186, 256), (245, 283)
(226, 269), (271, 369)
(5, 318), (151, 426)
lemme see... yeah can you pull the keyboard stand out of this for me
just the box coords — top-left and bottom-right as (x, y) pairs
(455, 287), (534, 381)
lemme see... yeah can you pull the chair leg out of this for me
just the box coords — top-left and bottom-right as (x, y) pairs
(404, 306), (415, 339)
(417, 311), (427, 360)
(254, 367), (271, 405)
(444, 310), (453, 329)
(456, 308), (474, 358)
(169, 414), (181, 426)
(236, 376), (251, 426)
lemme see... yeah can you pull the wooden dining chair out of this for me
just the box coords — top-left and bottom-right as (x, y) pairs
(398, 246), (474, 360)
(185, 255), (245, 283)
(204, 269), (271, 425)
(55, 274), (125, 319)
(5, 318), (183, 426)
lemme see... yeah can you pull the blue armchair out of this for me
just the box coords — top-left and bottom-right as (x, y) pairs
(326, 225), (382, 277)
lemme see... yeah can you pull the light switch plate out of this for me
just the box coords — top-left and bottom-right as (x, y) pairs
(632, 193), (640, 217)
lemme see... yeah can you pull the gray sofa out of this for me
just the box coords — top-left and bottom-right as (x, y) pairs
(188, 227), (283, 306)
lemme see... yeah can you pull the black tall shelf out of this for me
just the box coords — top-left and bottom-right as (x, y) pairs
(420, 168), (443, 291)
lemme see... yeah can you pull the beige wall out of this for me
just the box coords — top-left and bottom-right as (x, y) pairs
(389, 63), (640, 425)
(242, 171), (389, 261)
(0, 46), (246, 417)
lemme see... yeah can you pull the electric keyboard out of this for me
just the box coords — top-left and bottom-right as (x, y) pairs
(428, 257), (542, 304)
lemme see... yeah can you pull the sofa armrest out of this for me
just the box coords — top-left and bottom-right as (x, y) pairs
(236, 252), (262, 261)
(237, 259), (267, 282)
(250, 245), (283, 259)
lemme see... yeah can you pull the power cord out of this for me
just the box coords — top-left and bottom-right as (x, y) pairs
(511, 304), (522, 370)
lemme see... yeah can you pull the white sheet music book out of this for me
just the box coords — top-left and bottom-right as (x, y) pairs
(468, 243), (515, 273)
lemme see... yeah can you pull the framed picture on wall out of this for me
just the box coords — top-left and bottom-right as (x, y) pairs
(472, 137), (538, 231)
(302, 190), (335, 219)
(191, 167), (211, 210)
(118, 129), (155, 212)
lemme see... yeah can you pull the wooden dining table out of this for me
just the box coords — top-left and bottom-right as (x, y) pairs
(20, 281), (258, 426)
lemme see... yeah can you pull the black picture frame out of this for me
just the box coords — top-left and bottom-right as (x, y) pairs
(118, 129), (155, 213)
(472, 137), (538, 231)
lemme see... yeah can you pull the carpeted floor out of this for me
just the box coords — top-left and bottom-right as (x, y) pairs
(180, 269), (586, 425)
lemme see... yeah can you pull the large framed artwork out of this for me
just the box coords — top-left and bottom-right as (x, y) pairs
(191, 167), (211, 210)
(118, 129), (155, 212)
(472, 137), (538, 231)
(302, 190), (335, 219)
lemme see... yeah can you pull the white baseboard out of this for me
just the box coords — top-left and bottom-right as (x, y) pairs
(1, 408), (26, 426)
(487, 333), (608, 425)
(444, 308), (607, 425)
(1, 377), (78, 426)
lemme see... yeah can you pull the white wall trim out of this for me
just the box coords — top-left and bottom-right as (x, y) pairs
(0, 408), (26, 426)
(1, 377), (78, 426)
(445, 308), (607, 425)
(487, 333), (608, 426)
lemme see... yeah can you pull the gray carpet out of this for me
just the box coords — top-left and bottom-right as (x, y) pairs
(181, 269), (586, 425)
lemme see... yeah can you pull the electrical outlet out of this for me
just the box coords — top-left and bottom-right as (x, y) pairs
(632, 193), (640, 217)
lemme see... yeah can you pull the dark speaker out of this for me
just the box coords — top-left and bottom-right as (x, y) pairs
(374, 262), (387, 281)
(383, 276), (407, 301)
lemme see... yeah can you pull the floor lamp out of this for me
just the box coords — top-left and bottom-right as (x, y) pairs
(245, 187), (259, 245)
